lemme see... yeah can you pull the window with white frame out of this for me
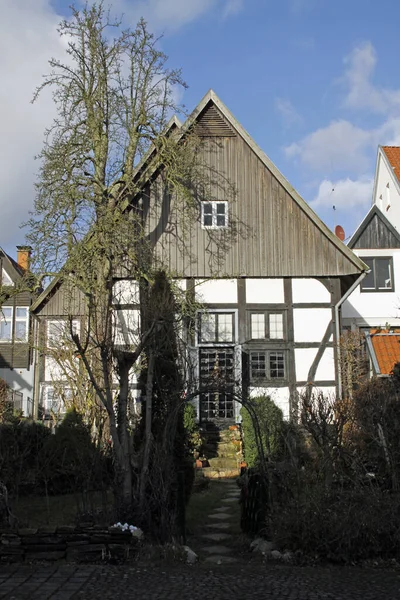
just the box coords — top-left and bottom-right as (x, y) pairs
(0, 307), (12, 341)
(250, 351), (286, 381)
(198, 312), (234, 343)
(47, 319), (80, 348)
(15, 307), (28, 342)
(249, 311), (285, 340)
(201, 201), (228, 229)
(43, 386), (71, 415)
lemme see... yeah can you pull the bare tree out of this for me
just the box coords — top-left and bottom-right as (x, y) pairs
(25, 2), (217, 522)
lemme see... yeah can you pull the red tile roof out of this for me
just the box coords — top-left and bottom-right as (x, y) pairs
(382, 146), (400, 185)
(370, 329), (400, 375)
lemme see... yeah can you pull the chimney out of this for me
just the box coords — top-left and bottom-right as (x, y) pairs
(16, 246), (32, 272)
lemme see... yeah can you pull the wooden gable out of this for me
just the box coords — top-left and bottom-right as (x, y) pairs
(349, 206), (400, 249)
(145, 92), (367, 280)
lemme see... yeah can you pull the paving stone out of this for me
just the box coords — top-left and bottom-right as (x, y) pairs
(208, 512), (231, 520)
(204, 554), (239, 564)
(201, 545), (233, 554)
(206, 522), (231, 530)
(200, 533), (233, 542)
(220, 497), (238, 504)
(213, 506), (232, 513)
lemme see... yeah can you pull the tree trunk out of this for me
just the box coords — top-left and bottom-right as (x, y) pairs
(139, 352), (155, 512)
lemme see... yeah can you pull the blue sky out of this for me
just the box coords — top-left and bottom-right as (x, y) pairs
(2, 0), (400, 259)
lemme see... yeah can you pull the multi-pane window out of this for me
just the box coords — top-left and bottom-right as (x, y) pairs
(201, 201), (228, 228)
(15, 307), (28, 341)
(249, 311), (285, 340)
(251, 314), (265, 339)
(269, 314), (284, 339)
(47, 320), (80, 348)
(250, 351), (286, 380)
(199, 312), (234, 343)
(360, 257), (394, 292)
(44, 386), (71, 415)
(0, 307), (12, 341)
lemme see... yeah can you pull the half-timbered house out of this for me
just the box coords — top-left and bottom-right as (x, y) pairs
(31, 91), (367, 424)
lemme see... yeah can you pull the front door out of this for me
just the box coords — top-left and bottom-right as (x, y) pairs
(199, 347), (235, 425)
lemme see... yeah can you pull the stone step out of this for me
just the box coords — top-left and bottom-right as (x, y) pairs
(201, 467), (240, 479)
(208, 457), (238, 469)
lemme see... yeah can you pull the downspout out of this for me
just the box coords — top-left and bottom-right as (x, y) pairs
(32, 313), (41, 420)
(334, 271), (367, 399)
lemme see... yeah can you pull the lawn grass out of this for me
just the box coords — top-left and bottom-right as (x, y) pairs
(13, 490), (113, 528)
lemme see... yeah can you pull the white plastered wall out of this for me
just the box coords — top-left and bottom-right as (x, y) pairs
(292, 278), (331, 303)
(0, 367), (34, 417)
(246, 279), (284, 303)
(293, 308), (332, 343)
(374, 153), (400, 230)
(342, 248), (400, 327)
(195, 279), (237, 303)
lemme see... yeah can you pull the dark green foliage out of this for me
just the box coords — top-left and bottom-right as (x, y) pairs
(183, 402), (202, 455)
(0, 420), (51, 496)
(240, 396), (285, 467)
(270, 487), (400, 563)
(39, 408), (112, 496)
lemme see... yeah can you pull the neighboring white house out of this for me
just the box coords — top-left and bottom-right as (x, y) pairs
(342, 146), (400, 376)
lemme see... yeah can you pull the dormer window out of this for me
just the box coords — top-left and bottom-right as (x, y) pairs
(201, 201), (228, 229)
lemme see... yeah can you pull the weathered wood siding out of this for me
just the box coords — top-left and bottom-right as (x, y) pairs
(144, 103), (362, 278)
(35, 281), (86, 317)
(351, 211), (400, 249)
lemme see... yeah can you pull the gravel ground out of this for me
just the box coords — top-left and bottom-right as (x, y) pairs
(1, 561), (400, 599)
(76, 562), (400, 600)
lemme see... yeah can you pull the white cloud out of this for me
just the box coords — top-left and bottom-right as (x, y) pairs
(111, 0), (243, 32)
(0, 0), (243, 257)
(285, 118), (400, 174)
(0, 0), (64, 254)
(223, 0), (244, 17)
(343, 42), (400, 114)
(311, 177), (373, 210)
(275, 98), (302, 128)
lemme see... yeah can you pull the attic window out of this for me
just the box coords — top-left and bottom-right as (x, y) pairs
(1, 269), (13, 286)
(201, 202), (228, 229)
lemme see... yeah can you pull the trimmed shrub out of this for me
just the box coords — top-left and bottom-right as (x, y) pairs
(240, 396), (286, 467)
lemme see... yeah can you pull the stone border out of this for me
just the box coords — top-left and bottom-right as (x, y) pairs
(0, 526), (141, 563)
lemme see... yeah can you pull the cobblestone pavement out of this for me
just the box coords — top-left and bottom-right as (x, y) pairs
(1, 563), (400, 600)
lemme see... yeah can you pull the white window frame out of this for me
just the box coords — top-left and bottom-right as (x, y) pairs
(249, 310), (285, 340)
(0, 307), (13, 342)
(14, 307), (29, 342)
(46, 319), (80, 349)
(250, 350), (286, 381)
(201, 201), (228, 229)
(197, 310), (237, 345)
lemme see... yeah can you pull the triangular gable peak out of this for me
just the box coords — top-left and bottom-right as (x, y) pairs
(348, 205), (400, 249)
(1, 268), (13, 286)
(372, 146), (400, 230)
(0, 247), (23, 286)
(146, 90), (367, 279)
